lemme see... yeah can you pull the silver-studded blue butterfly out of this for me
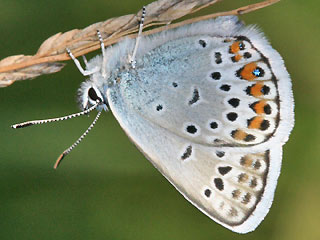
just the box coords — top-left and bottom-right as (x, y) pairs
(12, 16), (294, 233)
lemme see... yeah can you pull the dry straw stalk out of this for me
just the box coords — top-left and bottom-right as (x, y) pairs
(0, 0), (279, 87)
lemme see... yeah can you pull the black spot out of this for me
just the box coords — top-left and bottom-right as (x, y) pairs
(189, 88), (200, 105)
(210, 121), (218, 129)
(232, 189), (241, 199)
(181, 145), (192, 160)
(88, 87), (100, 101)
(218, 166), (232, 175)
(214, 178), (224, 191)
(261, 85), (270, 95)
(215, 52), (222, 64)
(172, 82), (178, 88)
(230, 130), (236, 138)
(227, 112), (238, 121)
(253, 161), (261, 170)
(242, 193), (251, 204)
(250, 178), (258, 188)
(204, 189), (211, 197)
(228, 98), (240, 108)
(264, 104), (272, 114)
(239, 42), (245, 50)
(244, 134), (256, 142)
(216, 151), (225, 158)
(211, 72), (221, 80)
(252, 67), (265, 77)
(156, 104), (163, 111)
(220, 84), (231, 91)
(243, 52), (252, 58)
(199, 39), (207, 48)
(186, 125), (197, 134)
(245, 86), (252, 95)
(260, 120), (270, 131)
(249, 102), (258, 112)
(236, 67), (243, 78)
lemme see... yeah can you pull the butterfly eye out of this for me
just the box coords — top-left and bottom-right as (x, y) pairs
(88, 87), (101, 102)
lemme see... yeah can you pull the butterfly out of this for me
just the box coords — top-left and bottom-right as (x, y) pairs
(12, 14), (294, 233)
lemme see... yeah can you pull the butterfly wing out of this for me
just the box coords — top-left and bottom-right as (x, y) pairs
(106, 18), (293, 233)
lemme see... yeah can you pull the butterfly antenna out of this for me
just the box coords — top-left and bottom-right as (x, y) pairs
(11, 101), (100, 129)
(54, 111), (102, 169)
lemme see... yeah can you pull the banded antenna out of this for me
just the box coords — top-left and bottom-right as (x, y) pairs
(11, 100), (102, 169)
(11, 101), (100, 129)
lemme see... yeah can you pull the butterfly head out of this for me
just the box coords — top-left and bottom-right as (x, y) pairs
(78, 81), (108, 112)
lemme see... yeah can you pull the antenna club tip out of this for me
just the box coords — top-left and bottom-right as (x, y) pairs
(54, 154), (65, 169)
(11, 122), (33, 129)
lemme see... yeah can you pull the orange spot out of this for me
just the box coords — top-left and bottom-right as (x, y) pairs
(253, 101), (267, 114)
(238, 173), (249, 183)
(232, 129), (247, 140)
(250, 83), (264, 97)
(248, 116), (264, 129)
(234, 54), (242, 62)
(240, 62), (257, 81)
(240, 156), (253, 167)
(230, 41), (241, 54)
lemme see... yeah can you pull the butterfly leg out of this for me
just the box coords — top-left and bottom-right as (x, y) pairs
(82, 55), (88, 66)
(96, 30), (107, 78)
(129, 6), (146, 69)
(66, 48), (99, 76)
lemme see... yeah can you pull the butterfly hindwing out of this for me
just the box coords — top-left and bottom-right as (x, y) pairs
(108, 82), (282, 233)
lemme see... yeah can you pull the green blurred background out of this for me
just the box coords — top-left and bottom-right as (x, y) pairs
(1, 0), (319, 239)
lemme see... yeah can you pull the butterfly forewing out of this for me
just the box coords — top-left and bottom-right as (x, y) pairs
(120, 36), (281, 148)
